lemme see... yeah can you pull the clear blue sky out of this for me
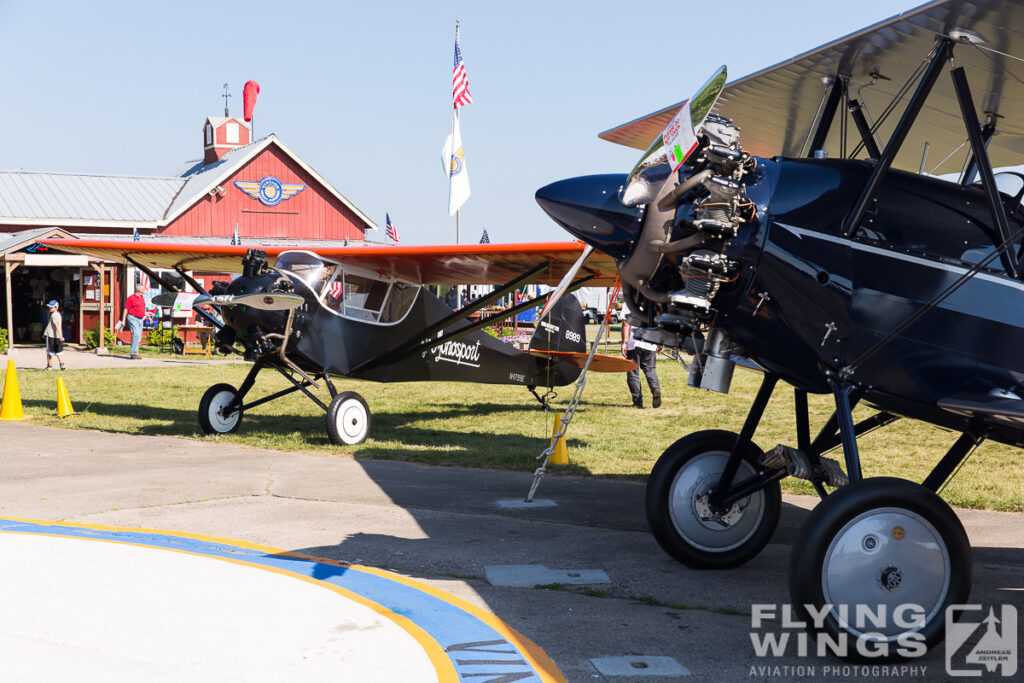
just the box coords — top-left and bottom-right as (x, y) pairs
(0, 0), (922, 245)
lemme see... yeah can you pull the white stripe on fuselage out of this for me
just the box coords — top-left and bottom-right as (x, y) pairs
(773, 222), (1024, 293)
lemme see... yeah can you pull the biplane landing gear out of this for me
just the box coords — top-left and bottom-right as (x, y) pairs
(646, 430), (781, 569)
(789, 478), (972, 655)
(198, 383), (243, 434)
(326, 391), (371, 446)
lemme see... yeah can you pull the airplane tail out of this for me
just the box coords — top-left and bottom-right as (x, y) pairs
(529, 292), (587, 356)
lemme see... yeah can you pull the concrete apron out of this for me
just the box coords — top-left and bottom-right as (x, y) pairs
(1, 422), (1022, 681)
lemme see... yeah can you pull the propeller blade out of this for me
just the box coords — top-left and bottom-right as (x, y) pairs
(621, 65), (728, 206)
(538, 244), (594, 321)
(231, 293), (305, 311)
(150, 293), (179, 307)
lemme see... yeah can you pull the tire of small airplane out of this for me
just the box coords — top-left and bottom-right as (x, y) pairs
(788, 478), (972, 659)
(645, 429), (781, 569)
(326, 391), (371, 446)
(198, 383), (243, 435)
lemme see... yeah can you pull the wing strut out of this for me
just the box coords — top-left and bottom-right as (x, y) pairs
(806, 76), (844, 158)
(951, 65), (1021, 278)
(126, 257), (223, 331)
(843, 37), (954, 237)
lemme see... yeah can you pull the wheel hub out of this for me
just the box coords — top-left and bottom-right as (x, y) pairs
(693, 491), (744, 529)
(822, 507), (950, 639)
(880, 565), (903, 592)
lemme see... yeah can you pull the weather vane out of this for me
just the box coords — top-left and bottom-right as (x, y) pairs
(222, 83), (231, 116)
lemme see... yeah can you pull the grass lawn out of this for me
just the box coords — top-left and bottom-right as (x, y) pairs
(9, 359), (1024, 512)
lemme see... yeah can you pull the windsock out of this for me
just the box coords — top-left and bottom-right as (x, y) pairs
(243, 80), (260, 122)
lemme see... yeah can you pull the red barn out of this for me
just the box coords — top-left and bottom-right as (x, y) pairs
(0, 116), (377, 346)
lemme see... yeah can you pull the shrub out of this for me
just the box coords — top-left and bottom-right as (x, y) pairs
(146, 325), (180, 348)
(83, 324), (116, 350)
(0, 327), (7, 353)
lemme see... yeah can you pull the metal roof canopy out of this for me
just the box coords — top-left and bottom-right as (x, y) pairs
(599, 0), (1024, 175)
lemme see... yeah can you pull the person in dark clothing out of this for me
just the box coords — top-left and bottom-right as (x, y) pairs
(621, 320), (661, 408)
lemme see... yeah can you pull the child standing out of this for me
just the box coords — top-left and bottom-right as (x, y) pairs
(44, 300), (66, 370)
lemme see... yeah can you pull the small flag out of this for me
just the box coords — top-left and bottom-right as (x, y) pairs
(452, 29), (472, 109)
(479, 228), (490, 244)
(243, 81), (260, 123)
(231, 224), (240, 245)
(132, 226), (140, 241)
(442, 115), (471, 214)
(138, 270), (150, 291)
(385, 213), (400, 244)
(329, 281), (343, 299)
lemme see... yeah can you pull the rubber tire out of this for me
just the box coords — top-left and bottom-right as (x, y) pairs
(789, 477), (972, 659)
(645, 429), (781, 569)
(198, 383), (243, 435)
(326, 391), (371, 446)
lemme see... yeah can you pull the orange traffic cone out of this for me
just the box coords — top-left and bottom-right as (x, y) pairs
(549, 417), (569, 465)
(56, 377), (78, 418)
(0, 359), (25, 420)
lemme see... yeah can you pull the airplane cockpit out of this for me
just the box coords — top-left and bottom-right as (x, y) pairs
(275, 250), (419, 325)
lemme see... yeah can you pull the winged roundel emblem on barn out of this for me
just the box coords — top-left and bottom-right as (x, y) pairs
(234, 176), (306, 207)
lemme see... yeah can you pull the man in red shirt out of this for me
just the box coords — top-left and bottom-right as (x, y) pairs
(120, 284), (148, 359)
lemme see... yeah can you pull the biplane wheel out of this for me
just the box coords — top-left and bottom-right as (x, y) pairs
(789, 478), (972, 657)
(645, 430), (780, 569)
(198, 383), (243, 435)
(326, 391), (371, 446)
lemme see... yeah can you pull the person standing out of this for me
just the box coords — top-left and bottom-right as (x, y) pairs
(621, 320), (661, 408)
(121, 284), (147, 359)
(43, 300), (66, 370)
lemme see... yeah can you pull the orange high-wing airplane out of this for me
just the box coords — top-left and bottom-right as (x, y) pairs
(43, 238), (633, 445)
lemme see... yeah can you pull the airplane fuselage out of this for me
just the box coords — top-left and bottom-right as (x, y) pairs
(538, 157), (1024, 446)
(715, 158), (1024, 444)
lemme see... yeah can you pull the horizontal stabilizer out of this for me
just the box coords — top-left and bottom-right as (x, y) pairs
(937, 393), (1024, 427)
(530, 350), (637, 373)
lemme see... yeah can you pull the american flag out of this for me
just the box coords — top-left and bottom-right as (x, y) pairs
(452, 32), (472, 110)
(329, 281), (343, 299)
(385, 213), (400, 244)
(479, 228), (489, 244)
(138, 271), (150, 290)
(132, 226), (140, 242)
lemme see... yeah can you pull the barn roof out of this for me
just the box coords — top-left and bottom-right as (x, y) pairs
(0, 134), (376, 231)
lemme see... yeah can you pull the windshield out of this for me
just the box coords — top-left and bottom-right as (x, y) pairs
(322, 270), (420, 324)
(276, 251), (335, 294)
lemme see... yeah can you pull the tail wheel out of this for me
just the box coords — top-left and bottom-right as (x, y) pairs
(789, 478), (972, 658)
(645, 429), (781, 569)
(198, 383), (243, 435)
(326, 391), (371, 446)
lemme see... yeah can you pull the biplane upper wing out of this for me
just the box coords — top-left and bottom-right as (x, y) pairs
(600, 0), (1024, 173)
(38, 238), (620, 286)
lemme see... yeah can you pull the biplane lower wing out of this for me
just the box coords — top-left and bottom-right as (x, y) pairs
(39, 238), (620, 287)
(937, 394), (1024, 427)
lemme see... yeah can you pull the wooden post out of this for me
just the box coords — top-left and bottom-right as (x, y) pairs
(4, 260), (12, 357)
(96, 263), (106, 352)
(77, 267), (83, 344)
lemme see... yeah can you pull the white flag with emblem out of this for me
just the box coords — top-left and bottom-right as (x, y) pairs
(442, 115), (471, 215)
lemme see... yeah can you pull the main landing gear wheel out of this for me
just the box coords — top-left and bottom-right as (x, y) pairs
(645, 429), (781, 569)
(789, 477), (972, 658)
(326, 391), (371, 446)
(198, 383), (243, 435)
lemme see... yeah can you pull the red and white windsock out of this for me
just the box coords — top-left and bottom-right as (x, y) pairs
(243, 80), (260, 122)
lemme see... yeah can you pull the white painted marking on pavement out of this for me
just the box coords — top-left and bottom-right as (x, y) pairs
(485, 563), (610, 587)
(590, 655), (691, 676)
(496, 498), (557, 509)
